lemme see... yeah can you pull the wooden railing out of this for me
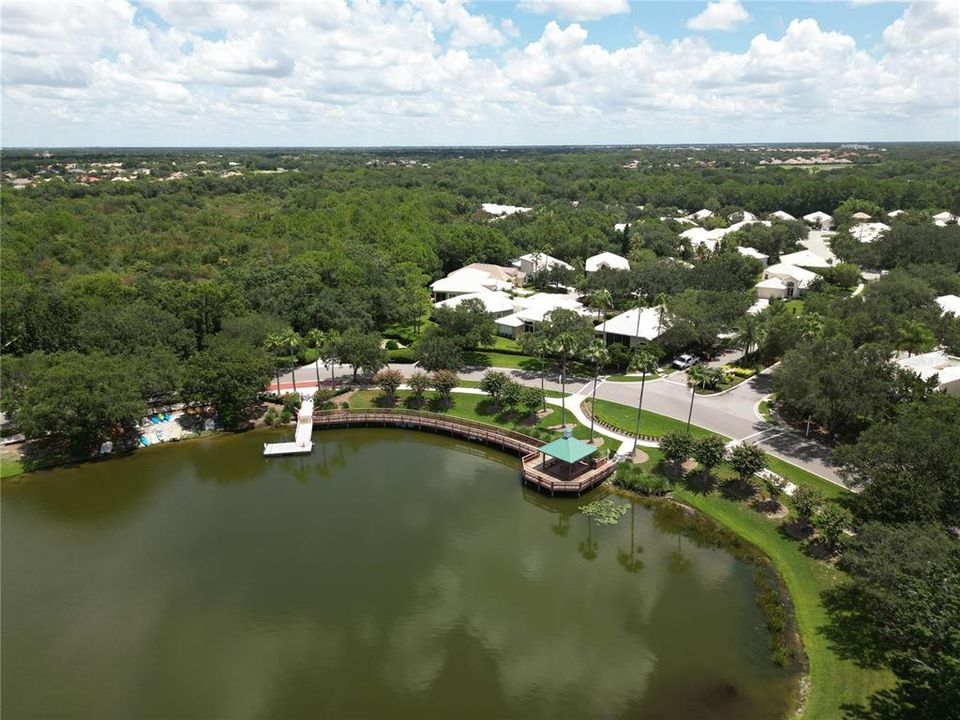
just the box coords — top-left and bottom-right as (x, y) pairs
(312, 408), (544, 456)
(312, 408), (617, 495)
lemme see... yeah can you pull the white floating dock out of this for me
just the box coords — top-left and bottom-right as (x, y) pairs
(263, 398), (314, 456)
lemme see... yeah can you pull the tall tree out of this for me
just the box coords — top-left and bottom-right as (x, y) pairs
(629, 348), (659, 453)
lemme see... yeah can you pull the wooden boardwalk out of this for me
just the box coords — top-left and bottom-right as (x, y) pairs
(312, 408), (615, 495)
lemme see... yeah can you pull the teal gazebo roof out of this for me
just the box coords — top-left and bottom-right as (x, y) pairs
(538, 429), (597, 465)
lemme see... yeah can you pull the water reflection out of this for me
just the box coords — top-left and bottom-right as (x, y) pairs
(2, 429), (796, 720)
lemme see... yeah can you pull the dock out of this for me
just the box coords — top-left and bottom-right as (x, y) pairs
(311, 408), (617, 494)
(263, 398), (314, 456)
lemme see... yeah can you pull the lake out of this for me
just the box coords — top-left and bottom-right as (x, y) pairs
(2, 428), (797, 719)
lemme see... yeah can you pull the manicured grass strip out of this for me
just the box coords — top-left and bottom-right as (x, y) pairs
(759, 399), (773, 423)
(463, 350), (542, 371)
(0, 456), (24, 479)
(765, 454), (848, 501)
(481, 336), (524, 352)
(633, 448), (888, 719)
(347, 390), (594, 442)
(588, 397), (726, 440)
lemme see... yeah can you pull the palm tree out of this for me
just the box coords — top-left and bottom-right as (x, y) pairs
(629, 348), (659, 453)
(588, 289), (613, 322)
(550, 332), (578, 427)
(321, 329), (341, 389)
(685, 363), (711, 433)
(305, 328), (325, 388)
(279, 328), (302, 394)
(654, 292), (668, 336)
(734, 315), (763, 357)
(265, 332), (285, 394)
(583, 340), (610, 441)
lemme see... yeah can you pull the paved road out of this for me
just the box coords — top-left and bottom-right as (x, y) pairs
(274, 359), (845, 486)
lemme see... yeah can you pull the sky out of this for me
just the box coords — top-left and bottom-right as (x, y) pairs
(1, 0), (958, 147)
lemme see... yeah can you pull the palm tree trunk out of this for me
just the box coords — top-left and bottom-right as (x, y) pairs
(632, 371), (646, 453)
(275, 368), (281, 395)
(540, 349), (547, 412)
(589, 358), (600, 441)
(291, 362), (298, 394)
(314, 355), (322, 388)
(560, 353), (567, 427)
(686, 387), (695, 433)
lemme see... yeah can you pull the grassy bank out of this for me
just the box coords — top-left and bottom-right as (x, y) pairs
(587, 398), (724, 440)
(633, 448), (889, 719)
(0, 455), (24, 479)
(348, 389), (594, 442)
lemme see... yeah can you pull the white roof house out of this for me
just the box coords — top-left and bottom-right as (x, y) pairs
(936, 295), (960, 317)
(770, 210), (796, 222)
(851, 211), (873, 221)
(514, 252), (573, 277)
(660, 216), (698, 226)
(887, 209), (907, 218)
(585, 252), (630, 273)
(778, 249), (834, 268)
(756, 263), (819, 300)
(433, 291), (514, 316)
(595, 306), (666, 347)
(737, 246), (769, 264)
(729, 210), (758, 222)
(894, 350), (960, 395)
(932, 211), (955, 223)
(481, 203), (531, 217)
(802, 211), (833, 229)
(430, 268), (501, 297)
(686, 209), (714, 221)
(613, 223), (628, 233)
(494, 292), (588, 338)
(849, 222), (891, 243)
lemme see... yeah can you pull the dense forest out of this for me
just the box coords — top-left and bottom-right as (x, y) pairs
(2, 144), (960, 716)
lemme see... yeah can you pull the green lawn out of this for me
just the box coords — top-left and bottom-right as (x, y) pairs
(759, 398), (773, 423)
(463, 350), (543, 371)
(348, 390), (594, 442)
(480, 336), (524, 352)
(0, 456), (24, 479)
(632, 448), (889, 719)
(588, 398), (724, 440)
(606, 368), (675, 382)
(765, 454), (848, 501)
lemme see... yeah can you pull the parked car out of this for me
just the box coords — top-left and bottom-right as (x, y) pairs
(672, 354), (700, 370)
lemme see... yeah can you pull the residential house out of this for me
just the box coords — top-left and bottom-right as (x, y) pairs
(932, 211), (955, 224)
(594, 306), (667, 348)
(432, 291), (514, 318)
(494, 292), (588, 339)
(430, 263), (522, 301)
(851, 211), (873, 221)
(482, 203), (532, 217)
(849, 222), (890, 243)
(585, 252), (630, 273)
(887, 209), (906, 218)
(894, 350), (960, 395)
(802, 211), (833, 229)
(737, 246), (769, 264)
(770, 210), (796, 222)
(514, 252), (574, 277)
(778, 249), (834, 268)
(936, 295), (960, 317)
(755, 263), (820, 300)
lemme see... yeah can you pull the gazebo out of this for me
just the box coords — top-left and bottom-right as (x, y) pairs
(535, 428), (598, 480)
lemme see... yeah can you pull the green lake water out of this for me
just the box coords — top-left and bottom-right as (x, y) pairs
(2, 428), (798, 719)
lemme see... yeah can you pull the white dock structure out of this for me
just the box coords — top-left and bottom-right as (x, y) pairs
(263, 398), (314, 456)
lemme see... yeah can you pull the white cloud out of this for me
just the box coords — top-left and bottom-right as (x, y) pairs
(686, 0), (750, 32)
(518, 0), (630, 23)
(0, 0), (957, 146)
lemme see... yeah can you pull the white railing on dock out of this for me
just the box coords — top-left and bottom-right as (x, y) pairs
(263, 398), (315, 456)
